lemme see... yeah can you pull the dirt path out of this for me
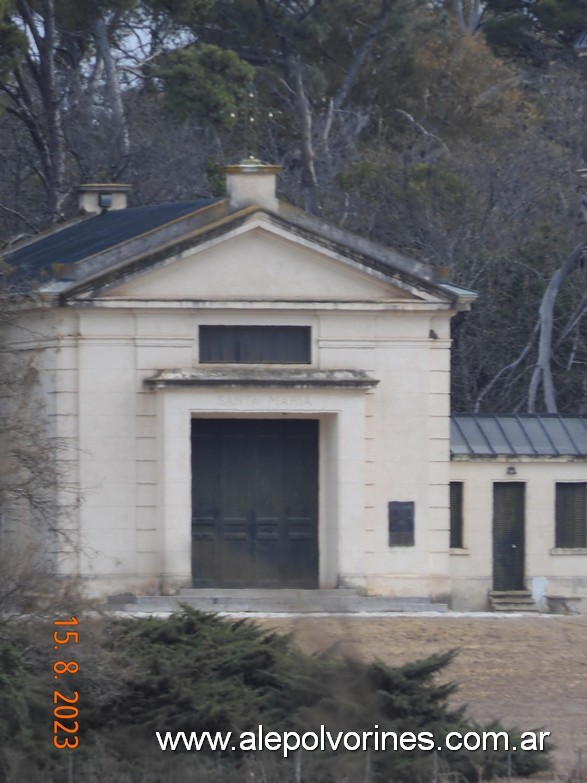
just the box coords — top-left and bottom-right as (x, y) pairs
(254, 614), (587, 775)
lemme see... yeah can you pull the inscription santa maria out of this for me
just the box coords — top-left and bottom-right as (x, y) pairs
(52, 616), (80, 750)
(216, 393), (313, 408)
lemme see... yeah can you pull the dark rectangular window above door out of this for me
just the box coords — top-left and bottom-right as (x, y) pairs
(388, 501), (415, 546)
(199, 325), (311, 364)
(555, 482), (587, 548)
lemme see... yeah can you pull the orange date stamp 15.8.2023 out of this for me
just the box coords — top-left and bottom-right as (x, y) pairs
(52, 616), (79, 750)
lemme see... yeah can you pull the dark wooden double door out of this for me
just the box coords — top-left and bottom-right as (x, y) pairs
(191, 419), (318, 588)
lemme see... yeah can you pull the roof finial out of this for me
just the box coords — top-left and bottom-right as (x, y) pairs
(228, 85), (277, 163)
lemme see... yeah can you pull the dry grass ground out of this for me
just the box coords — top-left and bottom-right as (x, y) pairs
(255, 614), (587, 777)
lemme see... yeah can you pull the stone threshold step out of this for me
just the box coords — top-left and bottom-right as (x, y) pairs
(107, 589), (448, 614)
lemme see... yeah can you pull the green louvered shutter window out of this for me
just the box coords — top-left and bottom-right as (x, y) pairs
(555, 483), (587, 548)
(450, 482), (464, 549)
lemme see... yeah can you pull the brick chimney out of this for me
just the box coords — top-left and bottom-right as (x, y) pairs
(224, 159), (281, 211)
(77, 183), (133, 214)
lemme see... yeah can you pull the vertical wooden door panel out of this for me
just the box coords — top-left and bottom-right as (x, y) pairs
(492, 482), (525, 591)
(252, 423), (283, 587)
(221, 426), (253, 587)
(190, 426), (222, 587)
(283, 426), (319, 587)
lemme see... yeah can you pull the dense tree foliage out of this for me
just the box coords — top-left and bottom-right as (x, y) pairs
(1, 1), (587, 411)
(0, 609), (551, 782)
(481, 0), (587, 61)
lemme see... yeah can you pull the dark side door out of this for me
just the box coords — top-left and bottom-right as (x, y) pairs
(191, 418), (319, 588)
(492, 482), (525, 591)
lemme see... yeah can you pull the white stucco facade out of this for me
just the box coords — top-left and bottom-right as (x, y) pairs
(3, 164), (471, 603)
(37, 262), (457, 600)
(4, 164), (586, 611)
(449, 457), (587, 612)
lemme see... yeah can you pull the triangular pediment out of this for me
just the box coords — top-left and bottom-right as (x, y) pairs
(85, 220), (437, 303)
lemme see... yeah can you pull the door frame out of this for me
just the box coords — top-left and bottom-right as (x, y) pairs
(153, 386), (369, 593)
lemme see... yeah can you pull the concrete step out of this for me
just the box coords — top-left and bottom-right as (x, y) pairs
(108, 588), (448, 615)
(545, 595), (582, 614)
(489, 590), (539, 613)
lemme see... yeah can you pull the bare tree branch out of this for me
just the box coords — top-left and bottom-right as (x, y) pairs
(452, 0), (484, 34)
(556, 290), (587, 347)
(395, 110), (450, 153)
(0, 204), (40, 235)
(287, 53), (319, 214)
(93, 14), (131, 158)
(322, 0), (393, 146)
(527, 242), (587, 413)
(474, 322), (539, 413)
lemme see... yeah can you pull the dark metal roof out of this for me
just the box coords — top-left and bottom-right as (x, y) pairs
(1, 191), (476, 309)
(451, 415), (587, 457)
(4, 199), (218, 276)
